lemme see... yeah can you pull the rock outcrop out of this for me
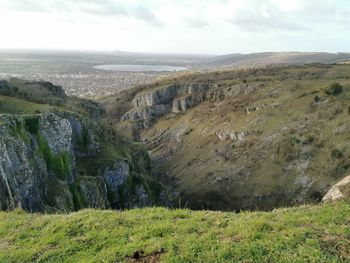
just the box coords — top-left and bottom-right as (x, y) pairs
(121, 83), (214, 122)
(215, 130), (257, 142)
(322, 175), (350, 202)
(0, 112), (162, 212)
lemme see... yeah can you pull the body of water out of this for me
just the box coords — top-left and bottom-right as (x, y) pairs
(94, 64), (187, 72)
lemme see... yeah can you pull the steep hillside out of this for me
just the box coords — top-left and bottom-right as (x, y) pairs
(0, 201), (349, 262)
(0, 79), (165, 212)
(105, 64), (350, 211)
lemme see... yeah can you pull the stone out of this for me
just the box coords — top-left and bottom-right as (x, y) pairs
(322, 175), (350, 202)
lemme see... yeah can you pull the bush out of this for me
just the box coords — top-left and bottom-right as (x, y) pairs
(313, 96), (320, 103)
(70, 184), (86, 210)
(24, 117), (39, 134)
(331, 148), (344, 159)
(324, 83), (343, 96)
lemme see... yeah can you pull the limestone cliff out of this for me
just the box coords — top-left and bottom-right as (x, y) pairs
(121, 83), (213, 122)
(0, 112), (165, 212)
(0, 79), (166, 212)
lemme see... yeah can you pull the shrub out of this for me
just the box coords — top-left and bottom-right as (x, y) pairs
(70, 184), (86, 210)
(324, 83), (343, 96)
(24, 117), (39, 134)
(313, 96), (320, 103)
(331, 148), (344, 159)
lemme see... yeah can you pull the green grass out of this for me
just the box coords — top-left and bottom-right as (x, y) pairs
(0, 202), (349, 262)
(0, 95), (55, 114)
(9, 119), (30, 143)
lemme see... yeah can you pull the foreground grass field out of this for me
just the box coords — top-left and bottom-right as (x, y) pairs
(0, 202), (349, 262)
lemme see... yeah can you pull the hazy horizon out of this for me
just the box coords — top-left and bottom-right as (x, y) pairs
(0, 0), (349, 54)
(1, 48), (350, 57)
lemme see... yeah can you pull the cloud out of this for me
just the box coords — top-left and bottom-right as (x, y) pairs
(1, 0), (349, 46)
(186, 18), (209, 29)
(229, 8), (305, 32)
(130, 5), (161, 26)
(1, 0), (159, 25)
(222, 0), (341, 32)
(3, 0), (50, 13)
(78, 0), (126, 16)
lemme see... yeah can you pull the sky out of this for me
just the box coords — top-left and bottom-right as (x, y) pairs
(0, 0), (349, 54)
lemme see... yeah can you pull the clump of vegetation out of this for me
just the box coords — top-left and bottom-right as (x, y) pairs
(24, 117), (39, 134)
(324, 82), (343, 96)
(51, 152), (71, 180)
(69, 184), (86, 211)
(126, 174), (144, 195)
(302, 135), (315, 145)
(38, 133), (71, 180)
(9, 119), (30, 143)
(331, 148), (344, 159)
(313, 95), (321, 102)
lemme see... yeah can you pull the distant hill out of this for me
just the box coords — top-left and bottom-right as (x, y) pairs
(204, 52), (350, 68)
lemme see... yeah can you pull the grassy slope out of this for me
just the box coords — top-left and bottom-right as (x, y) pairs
(0, 95), (56, 114)
(0, 202), (349, 262)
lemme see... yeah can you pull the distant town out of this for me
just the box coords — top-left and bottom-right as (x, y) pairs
(0, 51), (207, 98)
(0, 70), (171, 98)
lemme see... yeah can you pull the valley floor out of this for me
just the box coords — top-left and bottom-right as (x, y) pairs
(0, 202), (349, 262)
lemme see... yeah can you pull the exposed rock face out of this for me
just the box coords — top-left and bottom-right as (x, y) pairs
(121, 105), (170, 121)
(215, 130), (255, 142)
(0, 113), (162, 212)
(132, 84), (178, 108)
(121, 83), (214, 122)
(172, 94), (205, 113)
(322, 175), (350, 202)
(103, 161), (151, 208)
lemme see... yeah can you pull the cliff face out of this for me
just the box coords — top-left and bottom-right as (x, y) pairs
(0, 79), (166, 212)
(0, 112), (163, 212)
(121, 83), (213, 122)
